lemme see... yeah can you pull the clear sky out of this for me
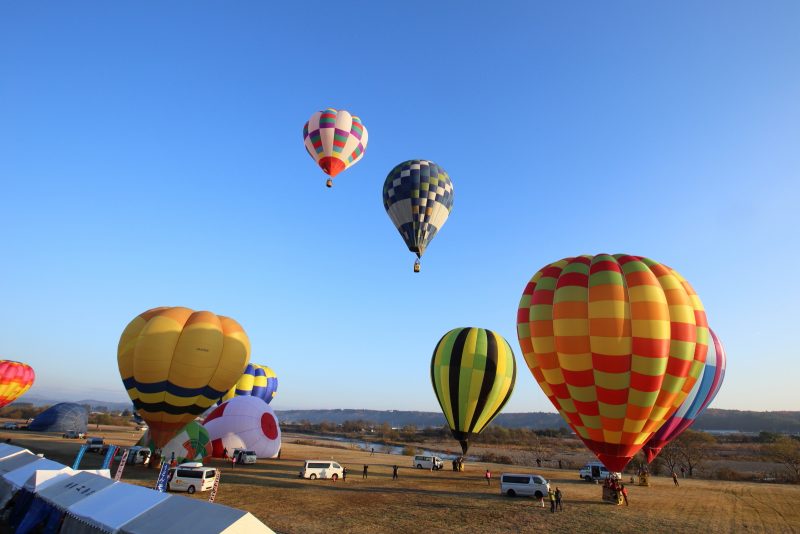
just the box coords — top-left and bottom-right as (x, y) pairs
(1, 2), (798, 412)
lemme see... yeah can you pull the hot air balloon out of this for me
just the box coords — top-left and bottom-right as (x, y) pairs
(383, 160), (454, 272)
(642, 328), (726, 463)
(118, 307), (251, 448)
(516, 254), (709, 473)
(303, 108), (368, 187)
(431, 327), (517, 455)
(203, 396), (282, 459)
(218, 363), (278, 405)
(0, 361), (35, 409)
(142, 421), (212, 464)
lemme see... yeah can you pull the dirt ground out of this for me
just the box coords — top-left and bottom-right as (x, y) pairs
(2, 427), (799, 534)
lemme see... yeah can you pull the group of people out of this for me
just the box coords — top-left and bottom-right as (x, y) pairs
(547, 487), (563, 512)
(452, 457), (465, 471)
(604, 475), (629, 505)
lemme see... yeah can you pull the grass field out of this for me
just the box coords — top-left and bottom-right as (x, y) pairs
(3, 427), (799, 534)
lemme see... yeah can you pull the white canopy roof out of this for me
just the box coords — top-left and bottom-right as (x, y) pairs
(0, 443), (31, 460)
(63, 482), (172, 533)
(22, 467), (76, 492)
(36, 471), (115, 510)
(0, 457), (68, 506)
(0, 450), (39, 475)
(118, 496), (275, 534)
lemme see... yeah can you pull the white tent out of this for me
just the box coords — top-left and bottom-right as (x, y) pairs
(0, 458), (69, 506)
(0, 450), (39, 475)
(61, 483), (172, 534)
(118, 496), (275, 534)
(0, 443), (31, 460)
(23, 467), (76, 493)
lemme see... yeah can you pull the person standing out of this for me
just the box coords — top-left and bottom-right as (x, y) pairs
(548, 488), (556, 513)
(392, 465), (399, 480)
(363, 465), (369, 479)
(370, 447), (375, 456)
(620, 484), (629, 506)
(485, 469), (491, 485)
(680, 465), (686, 478)
(343, 466), (347, 481)
(536, 458), (542, 468)
(555, 487), (563, 511)
(672, 471), (679, 486)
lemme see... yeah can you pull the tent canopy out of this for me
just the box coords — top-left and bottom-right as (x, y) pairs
(64, 482), (171, 533)
(118, 496), (275, 534)
(0, 458), (68, 505)
(0, 451), (39, 475)
(0, 443), (31, 460)
(23, 467), (75, 492)
(37, 471), (115, 510)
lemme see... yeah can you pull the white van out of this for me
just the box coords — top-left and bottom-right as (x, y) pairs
(299, 460), (344, 480)
(579, 462), (621, 482)
(167, 463), (217, 494)
(115, 446), (151, 466)
(232, 449), (257, 465)
(500, 473), (550, 498)
(412, 455), (444, 470)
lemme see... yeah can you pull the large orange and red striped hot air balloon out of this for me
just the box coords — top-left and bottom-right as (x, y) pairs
(0, 361), (35, 408)
(516, 254), (708, 472)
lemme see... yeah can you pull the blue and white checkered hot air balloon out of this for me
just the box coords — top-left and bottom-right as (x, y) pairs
(218, 363), (278, 405)
(383, 160), (454, 272)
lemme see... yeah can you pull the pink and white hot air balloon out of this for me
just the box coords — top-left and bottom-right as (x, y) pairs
(203, 396), (281, 458)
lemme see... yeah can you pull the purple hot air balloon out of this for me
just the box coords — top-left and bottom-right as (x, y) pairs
(642, 328), (727, 463)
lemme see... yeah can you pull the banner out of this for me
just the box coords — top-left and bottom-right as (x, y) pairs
(154, 461), (171, 493)
(208, 470), (222, 503)
(101, 445), (118, 469)
(72, 445), (88, 470)
(114, 449), (129, 481)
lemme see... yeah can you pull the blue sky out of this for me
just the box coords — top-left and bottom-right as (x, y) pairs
(1, 2), (798, 412)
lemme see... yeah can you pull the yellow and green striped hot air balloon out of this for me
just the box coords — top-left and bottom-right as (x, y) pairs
(430, 327), (517, 455)
(118, 307), (251, 448)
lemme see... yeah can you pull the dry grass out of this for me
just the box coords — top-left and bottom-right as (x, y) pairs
(3, 428), (800, 534)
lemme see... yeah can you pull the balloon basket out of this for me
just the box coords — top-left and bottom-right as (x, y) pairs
(326, 179), (333, 188)
(602, 485), (624, 505)
(637, 473), (650, 486)
(413, 261), (420, 273)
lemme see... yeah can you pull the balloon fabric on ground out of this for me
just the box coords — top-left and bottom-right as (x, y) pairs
(516, 254), (709, 473)
(143, 420), (212, 464)
(383, 160), (454, 270)
(28, 402), (88, 433)
(431, 327), (517, 455)
(117, 307), (251, 448)
(203, 396), (282, 459)
(218, 363), (278, 405)
(642, 327), (727, 462)
(0, 360), (35, 409)
(303, 108), (368, 187)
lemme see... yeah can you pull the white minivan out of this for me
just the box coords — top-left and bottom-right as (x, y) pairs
(579, 462), (621, 482)
(300, 460), (344, 480)
(167, 463), (217, 494)
(412, 455), (444, 470)
(500, 473), (551, 498)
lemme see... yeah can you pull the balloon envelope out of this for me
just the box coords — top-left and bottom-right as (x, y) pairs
(28, 403), (88, 433)
(0, 360), (35, 409)
(383, 160), (454, 261)
(516, 254), (709, 472)
(203, 396), (281, 459)
(303, 108), (368, 182)
(143, 421), (212, 464)
(118, 307), (251, 448)
(218, 363), (278, 405)
(642, 328), (726, 462)
(431, 327), (516, 455)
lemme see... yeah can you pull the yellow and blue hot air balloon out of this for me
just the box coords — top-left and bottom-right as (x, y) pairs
(117, 307), (250, 448)
(218, 363), (278, 405)
(383, 160), (454, 272)
(431, 327), (517, 455)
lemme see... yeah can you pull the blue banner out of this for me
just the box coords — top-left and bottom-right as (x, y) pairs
(101, 445), (118, 469)
(72, 445), (88, 470)
(154, 461), (171, 493)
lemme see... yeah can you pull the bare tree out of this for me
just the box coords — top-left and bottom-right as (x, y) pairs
(764, 436), (800, 482)
(657, 441), (682, 475)
(673, 430), (716, 477)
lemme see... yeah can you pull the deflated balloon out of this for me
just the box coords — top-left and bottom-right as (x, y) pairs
(303, 108), (368, 187)
(642, 328), (726, 462)
(431, 327), (516, 455)
(383, 160), (454, 271)
(218, 363), (278, 405)
(204, 396), (282, 459)
(118, 307), (250, 448)
(516, 254), (709, 472)
(0, 361), (35, 409)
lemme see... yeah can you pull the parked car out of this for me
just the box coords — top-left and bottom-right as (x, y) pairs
(232, 449), (257, 465)
(579, 462), (621, 482)
(167, 463), (217, 494)
(85, 437), (104, 453)
(115, 446), (151, 466)
(2, 422), (18, 430)
(299, 460), (344, 480)
(62, 430), (86, 439)
(412, 455), (444, 470)
(500, 473), (550, 498)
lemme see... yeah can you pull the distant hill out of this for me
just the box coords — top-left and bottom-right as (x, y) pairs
(14, 396), (132, 413)
(277, 408), (800, 434)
